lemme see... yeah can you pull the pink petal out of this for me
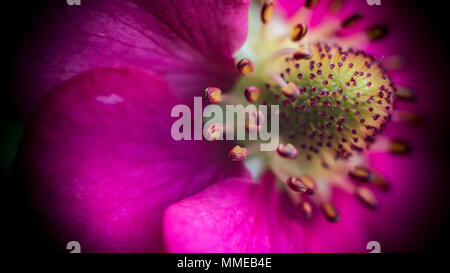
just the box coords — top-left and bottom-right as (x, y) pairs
(163, 172), (369, 253)
(18, 68), (248, 252)
(13, 0), (249, 116)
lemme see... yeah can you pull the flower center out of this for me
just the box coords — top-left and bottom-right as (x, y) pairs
(204, 0), (406, 223)
(254, 43), (395, 163)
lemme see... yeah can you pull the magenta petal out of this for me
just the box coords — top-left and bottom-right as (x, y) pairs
(164, 172), (306, 253)
(163, 172), (369, 253)
(13, 0), (249, 115)
(276, 0), (304, 18)
(18, 68), (248, 252)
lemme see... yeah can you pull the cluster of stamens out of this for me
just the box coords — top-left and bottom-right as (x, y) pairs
(202, 0), (416, 223)
(262, 43), (396, 162)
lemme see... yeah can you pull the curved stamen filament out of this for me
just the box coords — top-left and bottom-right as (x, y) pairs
(269, 48), (297, 61)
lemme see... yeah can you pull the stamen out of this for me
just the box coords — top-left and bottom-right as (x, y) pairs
(349, 166), (373, 182)
(270, 72), (287, 87)
(393, 110), (423, 125)
(395, 86), (417, 102)
(293, 48), (313, 60)
(204, 123), (223, 141)
(367, 25), (389, 41)
(286, 175), (316, 194)
(329, 0), (343, 13)
(277, 143), (298, 159)
(299, 175), (316, 194)
(204, 87), (222, 103)
(261, 1), (274, 24)
(229, 145), (248, 161)
(291, 24), (308, 41)
(237, 58), (255, 76)
(270, 48), (297, 60)
(305, 0), (319, 9)
(297, 200), (313, 219)
(341, 13), (363, 28)
(320, 202), (340, 223)
(246, 110), (264, 132)
(244, 86), (261, 103)
(372, 173), (390, 191)
(270, 72), (300, 98)
(388, 138), (411, 154)
(354, 186), (378, 209)
(287, 177), (308, 192)
(281, 82), (300, 98)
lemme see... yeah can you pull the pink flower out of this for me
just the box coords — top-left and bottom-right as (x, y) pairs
(14, 0), (446, 252)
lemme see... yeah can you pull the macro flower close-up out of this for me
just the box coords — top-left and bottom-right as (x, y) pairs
(4, 0), (450, 255)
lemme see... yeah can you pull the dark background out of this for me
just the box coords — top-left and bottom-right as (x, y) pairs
(2, 0), (450, 253)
